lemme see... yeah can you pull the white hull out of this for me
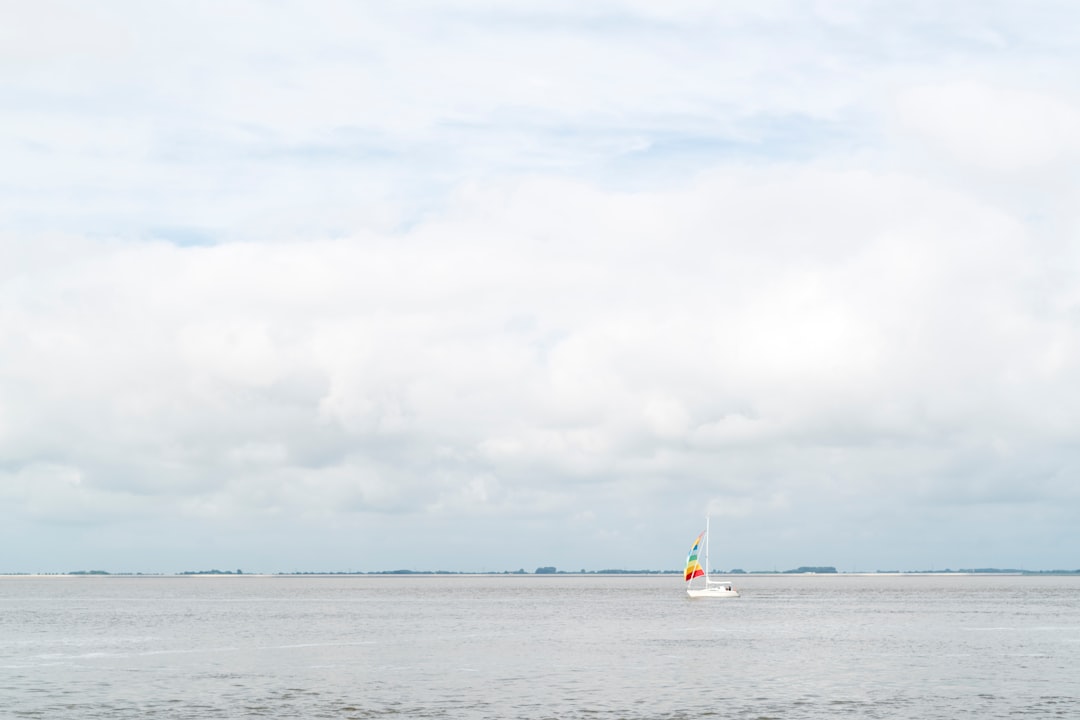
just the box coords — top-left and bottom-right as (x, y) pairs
(687, 582), (739, 599)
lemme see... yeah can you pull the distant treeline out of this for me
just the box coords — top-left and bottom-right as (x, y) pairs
(27, 567), (1080, 577)
(281, 568), (684, 575)
(179, 569), (244, 575)
(267, 566), (1080, 576)
(874, 568), (1080, 575)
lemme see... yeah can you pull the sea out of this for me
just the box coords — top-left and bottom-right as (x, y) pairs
(2, 573), (1078, 719)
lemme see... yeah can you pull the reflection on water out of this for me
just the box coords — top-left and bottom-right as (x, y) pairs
(2, 574), (1079, 718)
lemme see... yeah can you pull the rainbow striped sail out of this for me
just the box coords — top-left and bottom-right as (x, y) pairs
(685, 531), (706, 582)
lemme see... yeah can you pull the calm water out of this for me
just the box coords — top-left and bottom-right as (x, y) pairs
(2, 574), (1078, 719)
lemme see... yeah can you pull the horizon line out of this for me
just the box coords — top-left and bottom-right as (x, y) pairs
(5, 566), (1080, 577)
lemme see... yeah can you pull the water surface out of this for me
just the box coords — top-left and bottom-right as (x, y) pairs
(2, 574), (1078, 718)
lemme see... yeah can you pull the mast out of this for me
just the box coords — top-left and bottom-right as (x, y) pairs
(705, 516), (710, 582)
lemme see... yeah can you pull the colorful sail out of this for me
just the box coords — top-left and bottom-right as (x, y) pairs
(685, 531), (705, 582)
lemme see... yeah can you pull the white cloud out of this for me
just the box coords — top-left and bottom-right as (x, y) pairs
(896, 83), (1080, 172)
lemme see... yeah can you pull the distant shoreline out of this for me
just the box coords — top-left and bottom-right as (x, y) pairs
(3, 569), (1079, 578)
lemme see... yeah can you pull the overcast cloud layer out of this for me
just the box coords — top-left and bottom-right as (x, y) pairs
(2, 1), (1079, 573)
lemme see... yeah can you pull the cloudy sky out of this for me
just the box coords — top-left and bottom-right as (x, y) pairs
(2, 1), (1079, 574)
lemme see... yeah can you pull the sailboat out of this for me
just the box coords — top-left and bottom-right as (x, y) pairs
(685, 517), (739, 598)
